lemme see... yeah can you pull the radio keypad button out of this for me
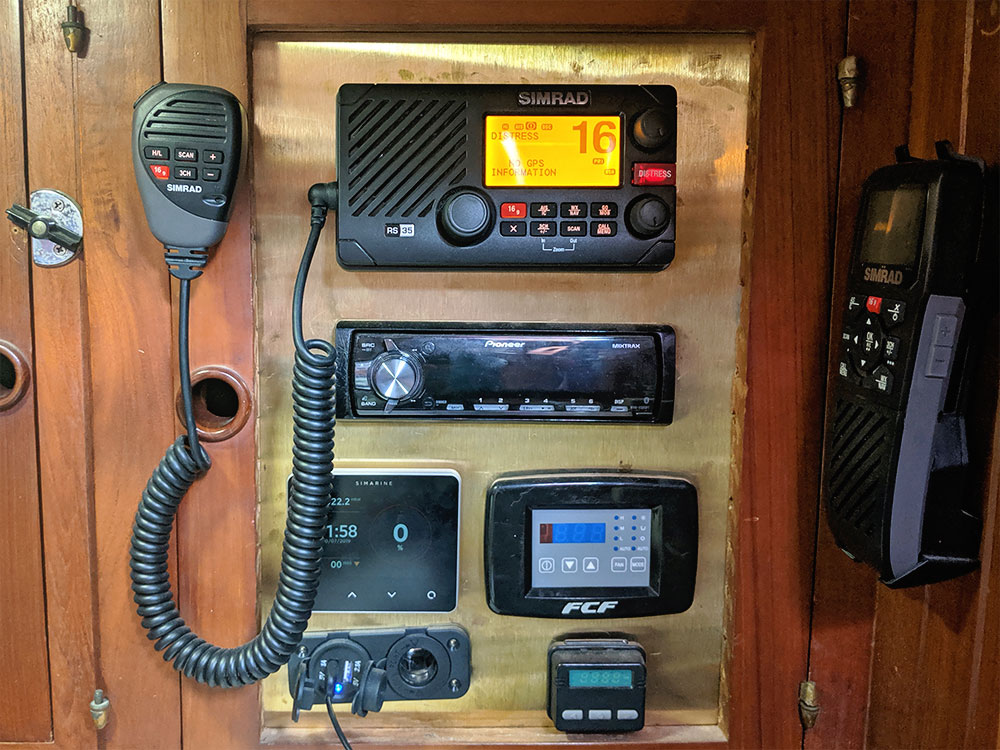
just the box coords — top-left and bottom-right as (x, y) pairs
(883, 336), (901, 365)
(561, 710), (583, 721)
(143, 145), (169, 159)
(617, 709), (640, 721)
(519, 403), (555, 412)
(588, 710), (612, 721)
(845, 293), (865, 322)
(530, 221), (556, 236)
(500, 202), (527, 219)
(932, 314), (958, 347)
(530, 202), (557, 218)
(175, 148), (198, 162)
(869, 365), (894, 394)
(882, 300), (906, 328)
(865, 295), (883, 314)
(473, 403), (510, 412)
(500, 221), (526, 237)
(590, 201), (618, 218)
(590, 221), (618, 237)
(560, 221), (586, 237)
(175, 166), (198, 180)
(560, 202), (587, 218)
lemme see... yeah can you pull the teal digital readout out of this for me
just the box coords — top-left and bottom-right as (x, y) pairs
(567, 668), (633, 688)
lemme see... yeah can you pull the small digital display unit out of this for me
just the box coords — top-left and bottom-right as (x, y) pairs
(547, 637), (646, 733)
(485, 471), (697, 619)
(530, 508), (652, 590)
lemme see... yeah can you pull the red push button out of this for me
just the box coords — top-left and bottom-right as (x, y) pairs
(149, 164), (170, 180)
(631, 162), (676, 186)
(866, 295), (882, 314)
(500, 202), (527, 219)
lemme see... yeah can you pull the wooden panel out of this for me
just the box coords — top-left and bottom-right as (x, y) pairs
(160, 1), (261, 748)
(730, 2), (845, 748)
(805, 3), (917, 748)
(247, 0), (765, 31)
(866, 1), (1000, 748)
(0, 0), (52, 741)
(63, 1), (183, 746)
(18, 0), (103, 746)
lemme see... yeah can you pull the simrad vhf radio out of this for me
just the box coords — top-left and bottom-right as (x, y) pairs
(336, 321), (675, 423)
(823, 141), (990, 587)
(485, 472), (698, 618)
(335, 84), (677, 270)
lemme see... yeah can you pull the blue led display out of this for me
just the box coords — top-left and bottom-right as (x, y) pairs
(540, 522), (606, 544)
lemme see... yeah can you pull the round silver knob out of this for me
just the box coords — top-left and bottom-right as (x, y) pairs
(370, 352), (422, 402)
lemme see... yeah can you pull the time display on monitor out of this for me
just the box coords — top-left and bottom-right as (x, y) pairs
(484, 115), (622, 187)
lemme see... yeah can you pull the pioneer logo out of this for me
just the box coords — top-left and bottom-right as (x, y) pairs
(561, 600), (618, 615)
(518, 90), (590, 106)
(485, 340), (526, 349)
(613, 343), (641, 349)
(863, 266), (904, 285)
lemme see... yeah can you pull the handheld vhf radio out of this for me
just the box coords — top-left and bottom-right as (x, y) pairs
(823, 141), (990, 587)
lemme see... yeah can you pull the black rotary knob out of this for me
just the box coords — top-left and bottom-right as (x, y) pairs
(626, 195), (672, 238)
(437, 188), (494, 246)
(369, 351), (423, 403)
(631, 107), (674, 151)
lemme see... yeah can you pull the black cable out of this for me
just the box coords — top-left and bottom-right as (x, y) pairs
(177, 278), (210, 471)
(325, 695), (354, 750)
(129, 194), (338, 687)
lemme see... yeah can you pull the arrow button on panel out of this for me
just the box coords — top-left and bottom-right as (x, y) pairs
(347, 592), (357, 599)
(387, 591), (397, 599)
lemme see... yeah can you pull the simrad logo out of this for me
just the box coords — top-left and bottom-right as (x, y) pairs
(166, 183), (202, 193)
(518, 90), (590, 106)
(561, 600), (618, 615)
(863, 266), (904, 285)
(484, 340), (525, 349)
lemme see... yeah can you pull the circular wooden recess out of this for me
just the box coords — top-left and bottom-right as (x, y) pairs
(175, 366), (251, 442)
(0, 340), (31, 412)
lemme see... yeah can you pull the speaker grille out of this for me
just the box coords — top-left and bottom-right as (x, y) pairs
(143, 98), (228, 141)
(827, 398), (892, 539)
(343, 97), (468, 219)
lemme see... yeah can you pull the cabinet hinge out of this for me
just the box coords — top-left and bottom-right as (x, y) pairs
(798, 680), (819, 729)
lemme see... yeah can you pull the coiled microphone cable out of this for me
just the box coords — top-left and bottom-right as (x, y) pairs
(129, 184), (339, 688)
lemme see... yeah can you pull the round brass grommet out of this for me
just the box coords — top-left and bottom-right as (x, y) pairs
(0, 340), (31, 412)
(174, 366), (251, 442)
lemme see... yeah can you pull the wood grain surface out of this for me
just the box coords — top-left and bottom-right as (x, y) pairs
(57, 1), (183, 747)
(805, 3), (917, 748)
(0, 0), (52, 740)
(730, 2), (846, 748)
(161, 1), (262, 747)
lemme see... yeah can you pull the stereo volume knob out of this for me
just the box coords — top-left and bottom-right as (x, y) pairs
(370, 351), (423, 405)
(437, 188), (494, 246)
(626, 195), (671, 238)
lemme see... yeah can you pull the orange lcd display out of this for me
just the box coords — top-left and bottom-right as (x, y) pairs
(484, 115), (622, 187)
